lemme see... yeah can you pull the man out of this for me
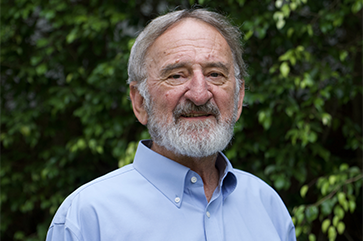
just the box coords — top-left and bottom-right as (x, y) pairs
(46, 9), (296, 241)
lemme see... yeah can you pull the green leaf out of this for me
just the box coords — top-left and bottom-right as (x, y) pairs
(275, 0), (283, 8)
(66, 73), (73, 83)
(339, 51), (348, 61)
(280, 62), (290, 77)
(290, 2), (297, 11)
(287, 28), (294, 38)
(295, 226), (302, 237)
(301, 73), (313, 88)
(308, 233), (316, 241)
(66, 29), (78, 44)
(329, 175), (336, 185)
(334, 205), (345, 219)
(337, 192), (347, 208)
(276, 19), (286, 29)
(322, 219), (331, 233)
(96, 146), (104, 154)
(300, 185), (309, 198)
(274, 175), (287, 190)
(36, 63), (47, 75)
(328, 226), (337, 241)
(307, 24), (313, 36)
(118, 141), (137, 167)
(20, 126), (31, 136)
(337, 222), (345, 235)
(76, 139), (86, 149)
(258, 109), (272, 130)
(31, 56), (42, 66)
(273, 11), (284, 21)
(321, 181), (330, 195)
(244, 30), (253, 40)
(352, 1), (362, 13)
(332, 215), (340, 227)
(291, 217), (296, 225)
(281, 5), (291, 17)
(305, 205), (318, 222)
(14, 231), (25, 240)
(322, 113), (332, 126)
(340, 163), (349, 171)
(349, 200), (356, 213)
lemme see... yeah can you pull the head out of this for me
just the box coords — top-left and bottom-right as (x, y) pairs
(127, 9), (247, 87)
(128, 9), (246, 158)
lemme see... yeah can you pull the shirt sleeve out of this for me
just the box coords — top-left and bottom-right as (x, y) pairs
(46, 223), (82, 241)
(286, 224), (297, 241)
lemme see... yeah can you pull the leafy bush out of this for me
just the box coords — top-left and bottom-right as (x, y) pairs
(1, 0), (361, 240)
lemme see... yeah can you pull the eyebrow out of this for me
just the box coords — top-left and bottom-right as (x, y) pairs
(160, 62), (191, 77)
(160, 61), (231, 77)
(202, 62), (230, 75)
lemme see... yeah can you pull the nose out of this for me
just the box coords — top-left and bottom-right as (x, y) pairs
(184, 71), (212, 106)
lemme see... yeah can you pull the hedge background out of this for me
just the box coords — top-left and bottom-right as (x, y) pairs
(1, 0), (362, 240)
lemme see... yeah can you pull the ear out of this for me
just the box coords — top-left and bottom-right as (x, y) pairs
(235, 80), (245, 122)
(129, 82), (148, 125)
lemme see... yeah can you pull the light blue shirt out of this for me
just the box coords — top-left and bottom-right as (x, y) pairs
(46, 140), (296, 241)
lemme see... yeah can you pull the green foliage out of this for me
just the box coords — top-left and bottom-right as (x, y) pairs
(1, 0), (146, 239)
(292, 164), (362, 240)
(1, 0), (361, 240)
(221, 0), (362, 240)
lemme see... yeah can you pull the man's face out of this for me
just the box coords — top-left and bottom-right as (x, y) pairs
(132, 18), (244, 158)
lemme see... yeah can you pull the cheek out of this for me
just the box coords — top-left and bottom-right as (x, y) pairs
(153, 88), (181, 112)
(214, 90), (236, 115)
(165, 87), (183, 101)
(220, 98), (234, 113)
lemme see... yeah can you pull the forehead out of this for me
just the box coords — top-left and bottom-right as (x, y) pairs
(146, 18), (233, 64)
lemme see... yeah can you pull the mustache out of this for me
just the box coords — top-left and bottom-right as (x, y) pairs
(173, 100), (220, 120)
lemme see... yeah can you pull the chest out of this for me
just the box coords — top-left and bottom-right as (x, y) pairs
(78, 190), (283, 241)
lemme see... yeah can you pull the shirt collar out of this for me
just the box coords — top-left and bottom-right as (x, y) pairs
(216, 152), (237, 200)
(133, 140), (237, 207)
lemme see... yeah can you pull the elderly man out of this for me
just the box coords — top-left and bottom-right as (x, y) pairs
(46, 9), (296, 241)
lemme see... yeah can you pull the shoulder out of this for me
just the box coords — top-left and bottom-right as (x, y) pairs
(47, 164), (147, 240)
(230, 169), (295, 239)
(231, 168), (289, 212)
(232, 168), (293, 220)
(233, 168), (277, 194)
(51, 164), (136, 224)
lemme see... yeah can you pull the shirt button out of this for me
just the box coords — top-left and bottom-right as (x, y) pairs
(206, 211), (211, 218)
(175, 197), (180, 203)
(191, 176), (197, 183)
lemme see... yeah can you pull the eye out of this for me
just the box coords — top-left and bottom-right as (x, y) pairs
(164, 72), (189, 86)
(208, 72), (226, 78)
(206, 71), (227, 85)
(171, 74), (182, 79)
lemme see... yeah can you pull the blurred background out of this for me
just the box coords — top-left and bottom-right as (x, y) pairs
(1, 0), (362, 240)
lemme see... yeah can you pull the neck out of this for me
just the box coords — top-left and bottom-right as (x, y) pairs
(151, 142), (220, 202)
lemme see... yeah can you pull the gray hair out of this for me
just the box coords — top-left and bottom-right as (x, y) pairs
(127, 9), (247, 89)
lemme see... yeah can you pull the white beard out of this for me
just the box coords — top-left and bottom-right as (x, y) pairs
(146, 99), (238, 158)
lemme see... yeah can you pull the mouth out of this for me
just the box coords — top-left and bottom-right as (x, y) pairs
(181, 113), (212, 118)
(178, 113), (215, 123)
(173, 100), (221, 122)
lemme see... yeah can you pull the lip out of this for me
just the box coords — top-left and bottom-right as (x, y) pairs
(179, 113), (214, 121)
(181, 113), (212, 118)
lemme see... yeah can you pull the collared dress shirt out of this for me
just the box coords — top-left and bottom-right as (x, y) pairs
(46, 140), (296, 241)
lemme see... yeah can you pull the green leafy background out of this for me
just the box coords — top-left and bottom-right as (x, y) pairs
(1, 0), (362, 240)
